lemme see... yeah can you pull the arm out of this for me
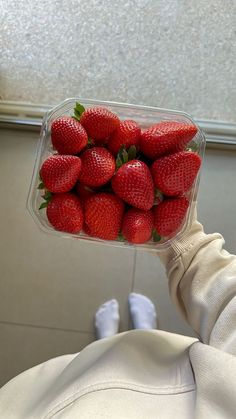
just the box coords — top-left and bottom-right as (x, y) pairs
(159, 214), (236, 355)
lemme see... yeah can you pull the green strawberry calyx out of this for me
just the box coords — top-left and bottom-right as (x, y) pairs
(87, 137), (94, 148)
(185, 142), (199, 153)
(116, 145), (137, 169)
(152, 229), (161, 242)
(73, 102), (93, 148)
(73, 102), (85, 121)
(39, 190), (52, 210)
(154, 189), (164, 205)
(37, 180), (52, 210)
(117, 232), (125, 242)
(37, 181), (44, 190)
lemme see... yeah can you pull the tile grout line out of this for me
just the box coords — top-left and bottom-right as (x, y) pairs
(0, 320), (93, 335)
(127, 249), (138, 330)
(130, 249), (138, 293)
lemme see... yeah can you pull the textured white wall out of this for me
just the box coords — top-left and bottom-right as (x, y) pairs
(1, 0), (236, 121)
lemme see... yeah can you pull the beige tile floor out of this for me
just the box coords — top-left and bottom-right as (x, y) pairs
(0, 129), (134, 387)
(132, 251), (194, 336)
(0, 322), (94, 386)
(0, 128), (236, 387)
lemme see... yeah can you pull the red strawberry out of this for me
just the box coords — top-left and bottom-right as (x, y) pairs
(75, 183), (94, 202)
(140, 121), (197, 160)
(75, 183), (95, 212)
(80, 107), (120, 144)
(122, 209), (153, 244)
(108, 120), (141, 155)
(79, 147), (115, 187)
(153, 197), (189, 237)
(51, 117), (88, 155)
(112, 160), (154, 210)
(40, 155), (81, 193)
(151, 151), (201, 197)
(84, 193), (124, 240)
(46, 193), (83, 233)
(82, 223), (93, 236)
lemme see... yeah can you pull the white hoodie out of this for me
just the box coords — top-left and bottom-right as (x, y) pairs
(0, 218), (235, 418)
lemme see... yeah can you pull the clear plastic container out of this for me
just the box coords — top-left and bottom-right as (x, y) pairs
(27, 98), (205, 251)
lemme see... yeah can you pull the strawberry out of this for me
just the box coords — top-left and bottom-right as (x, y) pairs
(140, 121), (197, 160)
(46, 193), (83, 233)
(79, 147), (115, 187)
(153, 197), (189, 237)
(151, 151), (201, 196)
(82, 223), (93, 236)
(108, 120), (141, 155)
(40, 155), (81, 193)
(51, 117), (88, 155)
(112, 160), (154, 210)
(84, 193), (124, 240)
(80, 107), (120, 144)
(122, 209), (153, 244)
(75, 183), (94, 202)
(75, 183), (95, 212)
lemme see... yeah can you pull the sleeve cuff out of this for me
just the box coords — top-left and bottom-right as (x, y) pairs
(158, 219), (222, 266)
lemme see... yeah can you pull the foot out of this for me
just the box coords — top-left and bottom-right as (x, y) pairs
(129, 293), (157, 329)
(95, 299), (119, 339)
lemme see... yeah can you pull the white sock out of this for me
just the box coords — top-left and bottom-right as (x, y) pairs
(95, 299), (120, 339)
(129, 293), (157, 329)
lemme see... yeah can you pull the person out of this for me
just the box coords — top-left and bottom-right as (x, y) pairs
(0, 209), (236, 418)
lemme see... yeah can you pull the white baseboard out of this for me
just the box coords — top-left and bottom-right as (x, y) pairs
(0, 101), (236, 148)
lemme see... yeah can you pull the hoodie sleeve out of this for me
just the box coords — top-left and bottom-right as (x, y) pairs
(158, 213), (236, 355)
